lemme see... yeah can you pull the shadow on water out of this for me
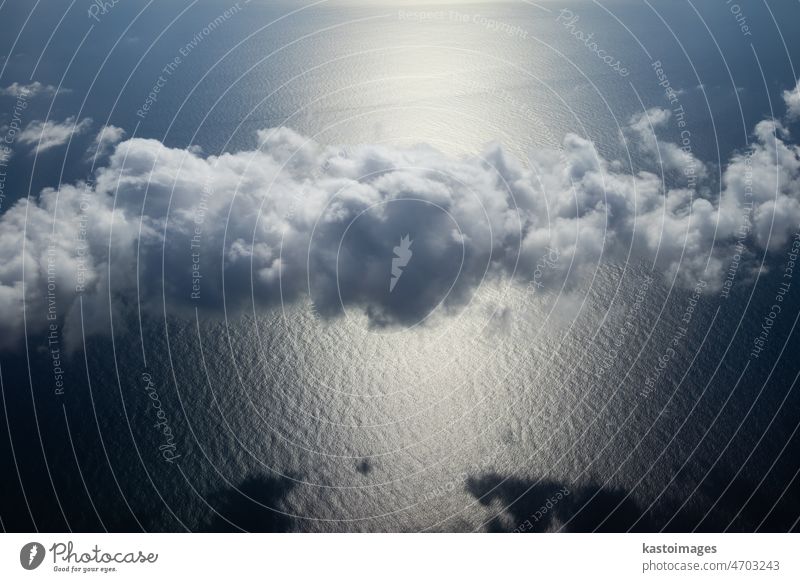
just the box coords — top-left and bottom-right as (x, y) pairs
(466, 470), (800, 533)
(663, 467), (800, 533)
(202, 475), (295, 533)
(466, 474), (652, 532)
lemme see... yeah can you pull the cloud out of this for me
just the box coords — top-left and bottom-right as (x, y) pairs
(17, 116), (92, 154)
(625, 107), (708, 182)
(0, 81), (65, 98)
(85, 124), (126, 161)
(784, 79), (800, 121)
(0, 107), (799, 350)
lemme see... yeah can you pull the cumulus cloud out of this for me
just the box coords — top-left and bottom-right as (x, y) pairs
(86, 124), (126, 161)
(17, 116), (92, 154)
(625, 107), (708, 183)
(0, 81), (64, 98)
(784, 79), (800, 120)
(0, 108), (799, 349)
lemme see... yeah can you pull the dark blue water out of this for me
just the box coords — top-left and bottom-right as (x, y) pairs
(1, 0), (800, 532)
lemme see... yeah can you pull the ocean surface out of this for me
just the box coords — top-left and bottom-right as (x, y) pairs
(1, 0), (800, 532)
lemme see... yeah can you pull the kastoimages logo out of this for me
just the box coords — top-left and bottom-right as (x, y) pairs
(20, 542), (46, 570)
(390, 234), (413, 292)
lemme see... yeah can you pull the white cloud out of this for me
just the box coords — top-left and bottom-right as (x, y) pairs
(0, 81), (65, 98)
(17, 116), (92, 154)
(784, 79), (800, 120)
(0, 109), (799, 349)
(625, 107), (708, 182)
(86, 124), (126, 161)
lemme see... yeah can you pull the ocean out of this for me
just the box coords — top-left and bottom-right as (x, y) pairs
(1, 0), (800, 532)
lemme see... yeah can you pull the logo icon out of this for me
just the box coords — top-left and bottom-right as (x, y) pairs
(20, 542), (45, 570)
(390, 235), (413, 292)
